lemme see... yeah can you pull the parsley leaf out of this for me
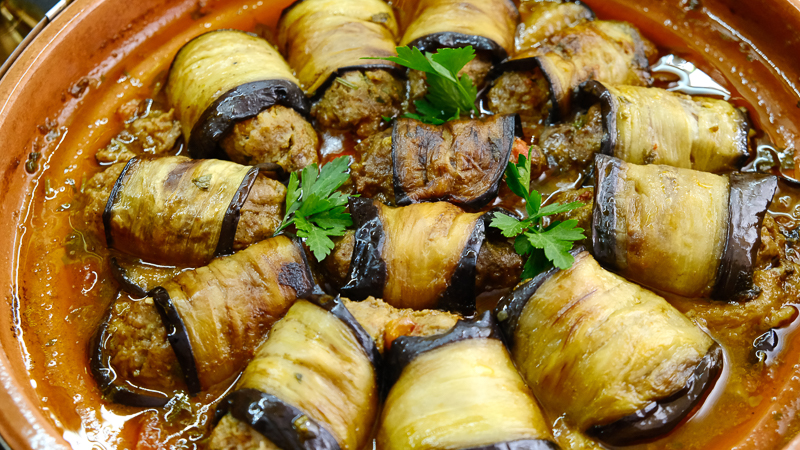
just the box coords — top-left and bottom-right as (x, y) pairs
(276, 156), (354, 261)
(364, 45), (479, 124)
(490, 147), (586, 278)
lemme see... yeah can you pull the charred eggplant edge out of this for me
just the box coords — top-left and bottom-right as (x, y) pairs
(102, 157), (138, 250)
(214, 388), (341, 450)
(391, 114), (520, 208)
(711, 172), (778, 300)
(591, 153), (621, 269)
(408, 32), (509, 64)
(308, 294), (382, 373)
(340, 197), (387, 301)
(586, 343), (724, 446)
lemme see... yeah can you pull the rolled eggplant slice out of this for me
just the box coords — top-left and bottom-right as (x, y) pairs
(515, 0), (595, 52)
(495, 251), (723, 446)
(379, 312), (557, 450)
(339, 199), (487, 313)
(488, 21), (656, 127)
(593, 154), (778, 299)
(103, 156), (285, 267)
(577, 81), (750, 172)
(166, 30), (315, 167)
(90, 236), (315, 402)
(211, 297), (379, 450)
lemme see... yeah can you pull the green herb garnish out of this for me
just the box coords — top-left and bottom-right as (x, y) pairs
(365, 45), (479, 124)
(490, 150), (585, 278)
(276, 156), (353, 261)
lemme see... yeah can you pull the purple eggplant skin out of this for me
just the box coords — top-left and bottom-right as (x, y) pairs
(151, 286), (202, 395)
(586, 344), (723, 446)
(712, 173), (778, 300)
(385, 311), (501, 389)
(437, 217), (484, 315)
(102, 157), (136, 251)
(409, 32), (509, 64)
(576, 80), (618, 157)
(89, 299), (171, 408)
(214, 388), (341, 450)
(189, 79), (310, 159)
(308, 295), (382, 374)
(339, 197), (387, 301)
(590, 153), (622, 269)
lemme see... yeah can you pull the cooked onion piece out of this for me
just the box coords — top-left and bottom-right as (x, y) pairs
(593, 154), (778, 299)
(166, 30), (316, 169)
(400, 0), (518, 102)
(278, 0), (403, 138)
(339, 199), (488, 313)
(379, 312), (557, 450)
(515, 0), (595, 52)
(350, 114), (519, 208)
(90, 236), (315, 403)
(577, 81), (751, 172)
(102, 156), (284, 267)
(211, 297), (379, 450)
(488, 21), (656, 134)
(496, 251), (723, 446)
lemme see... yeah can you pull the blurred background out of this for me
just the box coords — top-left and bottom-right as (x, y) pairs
(0, 0), (63, 64)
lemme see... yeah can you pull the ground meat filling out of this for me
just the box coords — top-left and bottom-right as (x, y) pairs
(407, 54), (493, 108)
(221, 105), (319, 172)
(232, 175), (286, 251)
(539, 103), (603, 170)
(209, 414), (281, 450)
(96, 101), (182, 164)
(544, 187), (594, 246)
(312, 69), (403, 139)
(82, 163), (126, 237)
(487, 69), (552, 139)
(350, 129), (395, 204)
(106, 296), (182, 392)
(321, 231), (356, 290)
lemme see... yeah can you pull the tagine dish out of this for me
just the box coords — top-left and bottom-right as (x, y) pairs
(10, 0), (800, 449)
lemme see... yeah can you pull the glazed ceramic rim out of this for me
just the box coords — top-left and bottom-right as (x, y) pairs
(1, 0), (800, 449)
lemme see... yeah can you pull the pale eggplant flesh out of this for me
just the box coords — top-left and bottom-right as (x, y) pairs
(577, 80), (751, 173)
(379, 311), (558, 450)
(514, 1), (595, 53)
(340, 198), (486, 314)
(495, 251), (722, 446)
(213, 297), (379, 450)
(392, 114), (520, 208)
(399, 0), (519, 63)
(277, 0), (402, 97)
(103, 156), (259, 267)
(592, 154), (777, 299)
(166, 30), (309, 159)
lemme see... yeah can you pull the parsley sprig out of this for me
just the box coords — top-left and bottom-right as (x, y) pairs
(275, 156), (353, 261)
(490, 151), (586, 278)
(365, 46), (479, 124)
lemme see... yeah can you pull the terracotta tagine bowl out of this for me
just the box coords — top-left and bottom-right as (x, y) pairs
(1, 0), (800, 448)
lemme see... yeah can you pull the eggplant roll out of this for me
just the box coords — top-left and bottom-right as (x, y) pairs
(166, 30), (315, 166)
(495, 251), (723, 446)
(515, 0), (595, 52)
(399, 0), (519, 62)
(103, 156), (284, 267)
(211, 297), (379, 450)
(577, 81), (750, 172)
(379, 312), (557, 450)
(340, 199), (488, 313)
(488, 21), (656, 126)
(593, 154), (778, 299)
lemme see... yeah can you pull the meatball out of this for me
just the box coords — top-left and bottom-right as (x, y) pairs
(321, 231), (355, 290)
(209, 414), (280, 450)
(82, 163), (126, 236)
(539, 103), (603, 171)
(312, 69), (403, 139)
(486, 69), (551, 139)
(232, 175), (286, 251)
(96, 108), (182, 164)
(350, 129), (395, 204)
(221, 105), (319, 172)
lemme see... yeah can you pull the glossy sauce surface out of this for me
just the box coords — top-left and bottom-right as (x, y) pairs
(10, 0), (800, 449)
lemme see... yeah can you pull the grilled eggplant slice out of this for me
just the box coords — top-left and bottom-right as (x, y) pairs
(515, 0), (595, 52)
(90, 236), (315, 402)
(211, 297), (379, 450)
(379, 312), (557, 450)
(578, 81), (750, 172)
(495, 251), (723, 446)
(103, 156), (283, 267)
(340, 199), (487, 313)
(166, 30), (313, 164)
(488, 21), (656, 128)
(593, 154), (777, 299)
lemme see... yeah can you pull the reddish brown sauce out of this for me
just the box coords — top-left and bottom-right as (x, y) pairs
(11, 0), (800, 449)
